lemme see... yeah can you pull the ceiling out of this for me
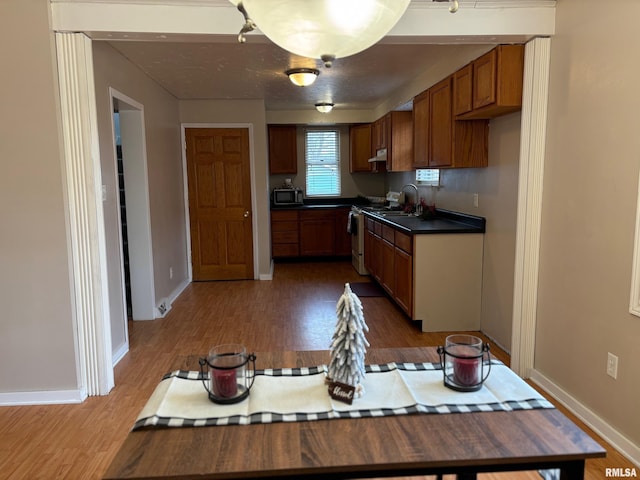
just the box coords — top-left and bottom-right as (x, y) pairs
(108, 40), (491, 111)
(95, 0), (556, 113)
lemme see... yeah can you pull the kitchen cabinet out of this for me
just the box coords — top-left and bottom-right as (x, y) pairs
(454, 45), (525, 120)
(393, 231), (413, 315)
(372, 114), (388, 151)
(271, 209), (299, 258)
(364, 218), (413, 316)
(412, 90), (430, 169)
(272, 207), (351, 258)
(349, 124), (373, 173)
(363, 214), (483, 330)
(429, 77), (453, 168)
(385, 111), (413, 172)
(300, 209), (336, 256)
(364, 218), (382, 284)
(381, 225), (396, 295)
(413, 75), (489, 169)
(268, 125), (297, 174)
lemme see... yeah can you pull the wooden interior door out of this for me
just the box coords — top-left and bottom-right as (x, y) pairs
(186, 128), (253, 281)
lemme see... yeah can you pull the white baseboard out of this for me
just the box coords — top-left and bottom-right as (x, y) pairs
(112, 341), (129, 367)
(154, 279), (190, 319)
(530, 369), (640, 468)
(259, 260), (274, 280)
(0, 388), (87, 406)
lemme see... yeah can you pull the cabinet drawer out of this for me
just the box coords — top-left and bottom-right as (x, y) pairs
(366, 218), (376, 232)
(382, 225), (395, 243)
(394, 230), (412, 254)
(300, 209), (334, 221)
(272, 221), (298, 232)
(273, 244), (299, 257)
(374, 221), (382, 236)
(273, 231), (298, 244)
(271, 210), (298, 221)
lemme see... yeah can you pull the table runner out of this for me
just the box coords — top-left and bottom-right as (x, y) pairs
(133, 360), (554, 430)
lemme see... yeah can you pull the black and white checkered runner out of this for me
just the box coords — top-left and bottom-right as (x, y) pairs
(134, 360), (554, 430)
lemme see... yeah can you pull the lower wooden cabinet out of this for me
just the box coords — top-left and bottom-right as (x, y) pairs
(300, 210), (335, 256)
(363, 215), (484, 331)
(364, 218), (413, 317)
(271, 207), (352, 258)
(271, 210), (300, 257)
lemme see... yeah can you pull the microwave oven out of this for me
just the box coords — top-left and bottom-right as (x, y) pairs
(273, 188), (304, 206)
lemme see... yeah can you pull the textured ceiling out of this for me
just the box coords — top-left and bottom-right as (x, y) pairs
(100, 0), (555, 111)
(108, 40), (489, 111)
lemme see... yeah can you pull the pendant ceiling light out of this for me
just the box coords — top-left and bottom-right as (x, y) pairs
(285, 68), (320, 87)
(315, 102), (334, 113)
(229, 0), (411, 67)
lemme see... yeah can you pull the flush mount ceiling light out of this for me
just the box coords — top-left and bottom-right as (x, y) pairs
(229, 0), (411, 67)
(315, 102), (334, 113)
(285, 68), (320, 87)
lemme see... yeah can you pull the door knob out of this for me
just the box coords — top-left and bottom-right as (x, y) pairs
(244, 211), (250, 218)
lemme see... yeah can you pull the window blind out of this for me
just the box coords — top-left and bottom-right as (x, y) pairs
(416, 168), (440, 187)
(305, 129), (341, 196)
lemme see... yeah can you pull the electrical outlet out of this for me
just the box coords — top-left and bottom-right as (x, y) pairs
(473, 193), (479, 208)
(607, 352), (618, 379)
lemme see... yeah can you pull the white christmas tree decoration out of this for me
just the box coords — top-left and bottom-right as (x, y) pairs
(327, 283), (370, 398)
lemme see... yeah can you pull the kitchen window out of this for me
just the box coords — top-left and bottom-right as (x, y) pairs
(416, 168), (440, 187)
(305, 129), (341, 197)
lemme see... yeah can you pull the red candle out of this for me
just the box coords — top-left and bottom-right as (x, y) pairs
(212, 369), (237, 398)
(452, 346), (480, 387)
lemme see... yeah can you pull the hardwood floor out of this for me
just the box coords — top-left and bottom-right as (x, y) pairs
(0, 260), (634, 479)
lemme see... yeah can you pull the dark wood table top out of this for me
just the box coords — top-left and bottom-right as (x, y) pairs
(103, 347), (605, 480)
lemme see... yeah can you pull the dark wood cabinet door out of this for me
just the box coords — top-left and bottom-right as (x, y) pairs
(429, 76), (453, 168)
(394, 247), (412, 316)
(299, 210), (335, 256)
(349, 124), (373, 173)
(473, 49), (497, 110)
(412, 90), (430, 169)
(381, 239), (395, 295)
(453, 63), (473, 116)
(268, 125), (297, 174)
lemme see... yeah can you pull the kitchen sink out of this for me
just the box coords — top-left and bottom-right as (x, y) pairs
(371, 210), (416, 218)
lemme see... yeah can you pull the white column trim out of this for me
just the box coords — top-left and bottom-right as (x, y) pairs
(55, 32), (114, 396)
(511, 37), (551, 377)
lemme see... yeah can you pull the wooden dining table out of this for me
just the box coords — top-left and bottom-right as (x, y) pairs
(103, 347), (605, 480)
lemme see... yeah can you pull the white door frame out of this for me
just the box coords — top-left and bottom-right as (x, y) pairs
(109, 88), (156, 323)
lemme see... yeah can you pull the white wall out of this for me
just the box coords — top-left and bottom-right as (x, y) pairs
(92, 42), (186, 350)
(0, 0), (78, 394)
(535, 0), (640, 452)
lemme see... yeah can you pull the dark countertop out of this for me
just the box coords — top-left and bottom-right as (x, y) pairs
(361, 208), (485, 235)
(270, 200), (485, 235)
(270, 197), (360, 210)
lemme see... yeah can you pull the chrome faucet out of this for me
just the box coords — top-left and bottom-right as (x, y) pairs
(401, 183), (420, 215)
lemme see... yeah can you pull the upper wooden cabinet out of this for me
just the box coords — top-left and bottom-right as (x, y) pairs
(372, 114), (389, 151)
(349, 123), (373, 173)
(412, 89), (430, 169)
(413, 75), (488, 169)
(386, 111), (413, 172)
(454, 45), (525, 119)
(268, 125), (297, 174)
